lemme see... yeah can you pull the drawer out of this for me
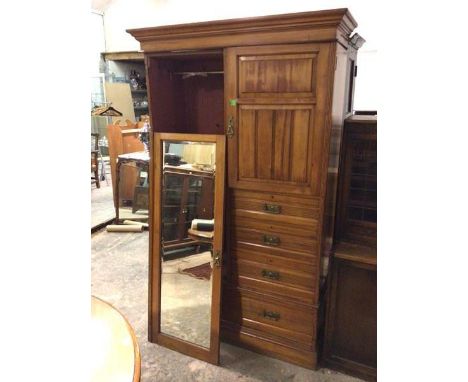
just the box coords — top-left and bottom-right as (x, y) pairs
(232, 241), (317, 264)
(233, 225), (317, 255)
(231, 190), (320, 225)
(233, 247), (318, 293)
(234, 258), (317, 303)
(232, 214), (318, 239)
(221, 320), (317, 368)
(222, 287), (317, 345)
(234, 246), (317, 273)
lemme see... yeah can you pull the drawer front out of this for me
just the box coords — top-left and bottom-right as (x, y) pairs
(221, 321), (317, 368)
(235, 257), (316, 290)
(222, 287), (317, 344)
(234, 246), (316, 273)
(232, 214), (318, 239)
(231, 190), (320, 221)
(235, 259), (317, 303)
(233, 226), (317, 255)
(231, 240), (317, 264)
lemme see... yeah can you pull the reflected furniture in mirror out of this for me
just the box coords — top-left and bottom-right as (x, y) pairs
(128, 8), (364, 368)
(152, 133), (225, 364)
(116, 151), (150, 223)
(162, 164), (214, 255)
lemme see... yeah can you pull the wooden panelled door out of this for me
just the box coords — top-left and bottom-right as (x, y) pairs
(225, 44), (334, 196)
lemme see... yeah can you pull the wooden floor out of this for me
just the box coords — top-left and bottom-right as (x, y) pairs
(91, 228), (363, 382)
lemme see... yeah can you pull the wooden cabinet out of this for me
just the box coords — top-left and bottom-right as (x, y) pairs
(322, 115), (377, 380)
(323, 244), (377, 381)
(162, 167), (214, 251)
(128, 8), (364, 369)
(335, 115), (377, 247)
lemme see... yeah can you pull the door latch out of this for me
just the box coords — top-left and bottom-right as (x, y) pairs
(213, 251), (222, 267)
(226, 116), (234, 138)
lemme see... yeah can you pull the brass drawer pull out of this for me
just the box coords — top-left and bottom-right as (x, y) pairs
(263, 234), (280, 246)
(263, 203), (281, 214)
(261, 269), (280, 280)
(262, 310), (280, 321)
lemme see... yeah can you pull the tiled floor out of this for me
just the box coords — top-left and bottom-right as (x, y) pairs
(91, 229), (363, 382)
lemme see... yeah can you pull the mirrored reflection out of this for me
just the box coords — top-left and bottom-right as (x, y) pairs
(160, 140), (216, 348)
(117, 154), (150, 223)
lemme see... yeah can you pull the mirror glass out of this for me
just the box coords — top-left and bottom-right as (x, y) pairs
(117, 153), (150, 223)
(160, 140), (216, 348)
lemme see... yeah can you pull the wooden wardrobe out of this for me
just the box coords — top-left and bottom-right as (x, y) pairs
(128, 8), (364, 369)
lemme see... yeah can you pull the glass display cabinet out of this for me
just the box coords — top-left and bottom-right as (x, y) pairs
(162, 164), (214, 256)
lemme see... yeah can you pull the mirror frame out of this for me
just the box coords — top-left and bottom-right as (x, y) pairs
(149, 132), (225, 365)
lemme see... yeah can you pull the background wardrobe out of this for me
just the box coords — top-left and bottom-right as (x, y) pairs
(128, 8), (364, 369)
(322, 113), (377, 381)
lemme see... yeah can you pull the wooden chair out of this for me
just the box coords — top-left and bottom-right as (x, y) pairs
(107, 119), (146, 207)
(91, 133), (100, 188)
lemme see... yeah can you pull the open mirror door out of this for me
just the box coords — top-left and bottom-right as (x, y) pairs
(150, 133), (225, 364)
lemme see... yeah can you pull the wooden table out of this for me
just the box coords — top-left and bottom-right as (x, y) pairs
(91, 296), (141, 382)
(187, 228), (214, 242)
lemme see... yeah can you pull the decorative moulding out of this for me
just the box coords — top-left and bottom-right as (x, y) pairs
(127, 8), (358, 52)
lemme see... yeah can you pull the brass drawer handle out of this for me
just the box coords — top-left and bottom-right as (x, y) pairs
(262, 310), (280, 321)
(263, 234), (280, 246)
(263, 203), (281, 214)
(261, 269), (280, 280)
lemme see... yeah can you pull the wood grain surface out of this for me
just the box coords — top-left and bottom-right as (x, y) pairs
(91, 296), (140, 382)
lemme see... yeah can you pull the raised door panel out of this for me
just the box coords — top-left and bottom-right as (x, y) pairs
(239, 53), (317, 98)
(323, 257), (377, 380)
(237, 105), (314, 185)
(225, 43), (334, 196)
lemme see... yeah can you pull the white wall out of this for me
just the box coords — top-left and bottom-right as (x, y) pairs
(90, 11), (106, 74)
(353, 49), (377, 111)
(100, 0), (377, 110)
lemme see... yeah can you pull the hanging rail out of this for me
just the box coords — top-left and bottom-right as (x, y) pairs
(172, 71), (224, 79)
